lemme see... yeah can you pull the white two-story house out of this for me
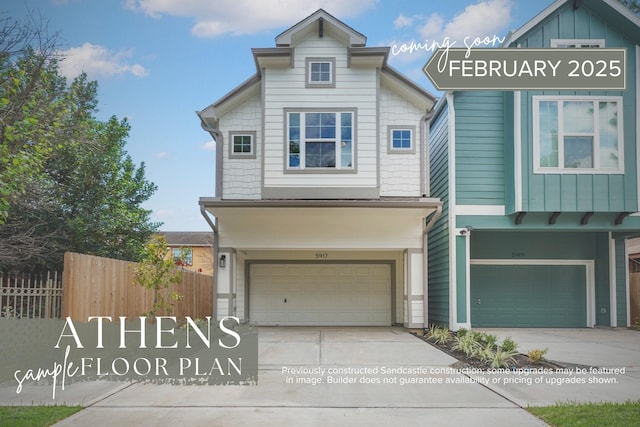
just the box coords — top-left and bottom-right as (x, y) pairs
(197, 9), (440, 328)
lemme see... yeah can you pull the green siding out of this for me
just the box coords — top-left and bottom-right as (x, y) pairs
(471, 265), (587, 327)
(512, 2), (638, 213)
(616, 238), (628, 326)
(428, 103), (450, 327)
(455, 236), (467, 324)
(454, 91), (505, 206)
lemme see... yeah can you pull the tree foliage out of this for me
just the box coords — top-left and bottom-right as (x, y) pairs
(618, 0), (640, 14)
(0, 14), (159, 271)
(133, 235), (183, 318)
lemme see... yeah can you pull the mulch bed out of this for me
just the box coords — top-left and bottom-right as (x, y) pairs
(411, 331), (571, 370)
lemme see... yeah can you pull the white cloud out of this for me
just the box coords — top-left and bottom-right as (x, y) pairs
(438, 0), (511, 43)
(418, 14), (444, 39)
(393, 14), (417, 29)
(57, 42), (149, 80)
(126, 0), (378, 38)
(201, 140), (216, 151)
(155, 151), (169, 159)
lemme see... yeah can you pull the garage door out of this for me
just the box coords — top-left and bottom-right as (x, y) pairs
(249, 263), (391, 326)
(470, 264), (587, 327)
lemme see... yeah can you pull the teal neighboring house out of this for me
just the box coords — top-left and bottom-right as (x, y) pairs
(428, 0), (640, 330)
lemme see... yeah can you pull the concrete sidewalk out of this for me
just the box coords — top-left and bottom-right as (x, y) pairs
(2, 326), (638, 426)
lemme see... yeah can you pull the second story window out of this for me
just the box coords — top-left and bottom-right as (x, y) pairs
(287, 110), (354, 170)
(306, 58), (335, 88)
(533, 96), (623, 173)
(389, 127), (416, 153)
(229, 131), (256, 159)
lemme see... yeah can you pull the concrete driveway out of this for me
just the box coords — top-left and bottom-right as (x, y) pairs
(48, 326), (547, 427)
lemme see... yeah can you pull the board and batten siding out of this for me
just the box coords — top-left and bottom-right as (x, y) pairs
(220, 95), (262, 199)
(454, 91), (505, 206)
(262, 35), (378, 190)
(428, 104), (450, 327)
(511, 2), (638, 213)
(379, 85), (423, 197)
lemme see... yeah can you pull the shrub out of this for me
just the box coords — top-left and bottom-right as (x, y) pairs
(501, 337), (519, 353)
(490, 348), (518, 368)
(476, 343), (495, 363)
(428, 326), (452, 345)
(528, 348), (549, 363)
(456, 327), (469, 338)
(451, 333), (480, 357)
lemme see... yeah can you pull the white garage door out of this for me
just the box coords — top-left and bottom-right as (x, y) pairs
(249, 263), (391, 326)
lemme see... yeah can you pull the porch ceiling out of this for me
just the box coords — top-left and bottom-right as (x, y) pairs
(200, 198), (440, 250)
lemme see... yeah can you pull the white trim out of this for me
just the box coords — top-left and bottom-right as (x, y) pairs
(514, 91), (522, 212)
(636, 46), (640, 207)
(532, 95), (625, 174)
(447, 93), (457, 329)
(470, 258), (596, 327)
(456, 205), (506, 216)
(465, 232), (471, 329)
(609, 233), (617, 327)
(550, 39), (605, 48)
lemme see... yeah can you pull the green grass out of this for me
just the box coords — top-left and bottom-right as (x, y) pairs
(0, 406), (82, 427)
(527, 401), (640, 427)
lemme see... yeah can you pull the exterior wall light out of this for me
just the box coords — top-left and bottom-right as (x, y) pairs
(219, 254), (226, 268)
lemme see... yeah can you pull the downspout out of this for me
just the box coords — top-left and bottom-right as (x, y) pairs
(200, 205), (219, 321)
(423, 204), (443, 329)
(420, 109), (435, 197)
(198, 113), (221, 320)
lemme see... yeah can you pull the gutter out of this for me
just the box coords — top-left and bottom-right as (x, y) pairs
(421, 108), (435, 197)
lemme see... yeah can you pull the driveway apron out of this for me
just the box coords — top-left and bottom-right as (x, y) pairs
(50, 326), (547, 427)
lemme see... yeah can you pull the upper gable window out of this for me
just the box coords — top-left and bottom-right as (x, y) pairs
(286, 110), (354, 171)
(229, 131), (256, 159)
(306, 58), (336, 88)
(532, 96), (623, 174)
(550, 39), (605, 48)
(388, 127), (416, 154)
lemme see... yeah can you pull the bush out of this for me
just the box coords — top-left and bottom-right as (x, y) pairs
(501, 337), (518, 353)
(426, 324), (451, 345)
(528, 348), (549, 363)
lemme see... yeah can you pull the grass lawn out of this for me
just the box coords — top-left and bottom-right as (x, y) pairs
(0, 406), (82, 427)
(527, 401), (640, 427)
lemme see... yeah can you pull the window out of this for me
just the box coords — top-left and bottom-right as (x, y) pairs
(533, 96), (623, 173)
(388, 127), (415, 153)
(550, 39), (605, 48)
(172, 247), (192, 266)
(306, 58), (335, 88)
(229, 131), (256, 159)
(287, 111), (354, 170)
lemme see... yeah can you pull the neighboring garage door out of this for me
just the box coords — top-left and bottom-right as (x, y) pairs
(249, 263), (391, 326)
(470, 264), (587, 327)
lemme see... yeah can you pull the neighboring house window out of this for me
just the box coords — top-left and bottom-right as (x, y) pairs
(287, 111), (354, 170)
(172, 247), (193, 266)
(229, 131), (256, 159)
(388, 127), (416, 153)
(550, 39), (605, 48)
(532, 96), (623, 173)
(306, 58), (336, 88)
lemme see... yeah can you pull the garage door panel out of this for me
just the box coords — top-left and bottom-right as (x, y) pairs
(471, 264), (587, 328)
(250, 263), (391, 326)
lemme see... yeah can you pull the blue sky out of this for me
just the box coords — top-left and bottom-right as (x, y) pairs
(6, 0), (547, 231)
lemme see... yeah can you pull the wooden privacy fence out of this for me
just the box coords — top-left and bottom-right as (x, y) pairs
(0, 271), (63, 319)
(63, 252), (214, 321)
(631, 272), (640, 326)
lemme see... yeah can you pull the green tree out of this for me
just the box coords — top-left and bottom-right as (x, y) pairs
(0, 15), (159, 270)
(133, 235), (183, 318)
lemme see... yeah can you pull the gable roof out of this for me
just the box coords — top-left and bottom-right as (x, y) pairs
(503, 0), (640, 46)
(275, 9), (366, 47)
(158, 232), (214, 247)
